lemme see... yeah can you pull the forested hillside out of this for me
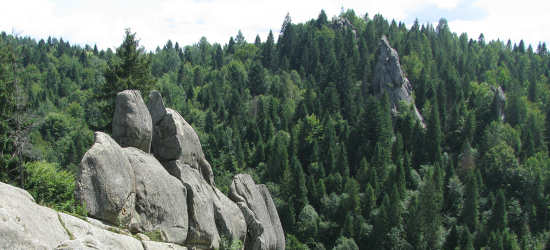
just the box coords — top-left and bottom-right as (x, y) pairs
(2, 9), (550, 249)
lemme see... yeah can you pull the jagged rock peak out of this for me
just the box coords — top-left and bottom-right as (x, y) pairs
(374, 35), (424, 125)
(491, 86), (506, 121)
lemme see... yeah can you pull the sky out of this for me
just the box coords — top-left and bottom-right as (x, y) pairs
(1, 0), (548, 52)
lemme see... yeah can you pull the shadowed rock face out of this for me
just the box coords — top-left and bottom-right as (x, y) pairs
(112, 90), (153, 153)
(229, 174), (285, 250)
(374, 35), (424, 125)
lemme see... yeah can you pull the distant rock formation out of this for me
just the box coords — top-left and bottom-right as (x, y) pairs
(373, 35), (424, 125)
(491, 86), (506, 121)
(329, 17), (356, 39)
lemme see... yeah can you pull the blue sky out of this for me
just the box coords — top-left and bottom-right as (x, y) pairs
(1, 0), (548, 51)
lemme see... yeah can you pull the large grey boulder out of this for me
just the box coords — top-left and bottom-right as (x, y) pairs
(0, 182), (70, 249)
(124, 147), (188, 245)
(229, 174), (284, 250)
(149, 92), (214, 186)
(373, 35), (424, 125)
(163, 160), (220, 249)
(75, 132), (136, 226)
(113, 90), (153, 153)
(57, 212), (144, 250)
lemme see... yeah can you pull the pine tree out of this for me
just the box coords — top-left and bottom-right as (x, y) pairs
(489, 189), (507, 233)
(395, 158), (406, 199)
(100, 28), (155, 117)
(362, 183), (375, 220)
(459, 227), (474, 250)
(405, 194), (422, 249)
(291, 155), (308, 217)
(461, 173), (479, 232)
(426, 100), (442, 164)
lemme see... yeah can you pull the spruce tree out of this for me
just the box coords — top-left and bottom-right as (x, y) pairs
(489, 189), (507, 233)
(461, 173), (479, 233)
(426, 100), (442, 164)
(100, 28), (155, 116)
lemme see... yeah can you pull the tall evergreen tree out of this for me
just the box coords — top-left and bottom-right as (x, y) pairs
(100, 28), (155, 117)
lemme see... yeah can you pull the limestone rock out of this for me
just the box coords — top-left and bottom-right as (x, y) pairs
(113, 90), (153, 153)
(149, 93), (214, 186)
(373, 35), (424, 125)
(57, 212), (144, 250)
(229, 174), (284, 250)
(163, 160), (220, 249)
(74, 132), (136, 227)
(491, 86), (506, 121)
(124, 147), (188, 245)
(0, 182), (70, 249)
(142, 241), (189, 250)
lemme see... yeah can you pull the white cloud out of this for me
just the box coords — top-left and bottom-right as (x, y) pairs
(448, 0), (550, 47)
(0, 0), (547, 51)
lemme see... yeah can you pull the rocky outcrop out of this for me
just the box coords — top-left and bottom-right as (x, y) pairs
(75, 131), (136, 226)
(374, 35), (424, 125)
(229, 174), (285, 250)
(0, 182), (70, 249)
(112, 90), (153, 153)
(2, 89), (283, 249)
(491, 86), (506, 121)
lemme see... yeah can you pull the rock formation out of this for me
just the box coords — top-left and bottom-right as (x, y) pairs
(491, 86), (506, 121)
(74, 90), (283, 249)
(2, 89), (283, 249)
(373, 35), (424, 125)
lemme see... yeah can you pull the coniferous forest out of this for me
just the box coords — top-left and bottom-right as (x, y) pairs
(2, 9), (550, 250)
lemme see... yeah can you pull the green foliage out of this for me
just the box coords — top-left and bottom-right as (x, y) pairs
(218, 233), (244, 250)
(25, 161), (85, 216)
(100, 28), (155, 116)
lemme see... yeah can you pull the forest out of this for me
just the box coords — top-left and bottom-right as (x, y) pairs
(1, 8), (550, 250)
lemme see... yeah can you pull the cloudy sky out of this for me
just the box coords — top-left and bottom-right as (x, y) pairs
(1, 0), (548, 51)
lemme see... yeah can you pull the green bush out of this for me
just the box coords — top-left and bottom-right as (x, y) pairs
(25, 161), (86, 216)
